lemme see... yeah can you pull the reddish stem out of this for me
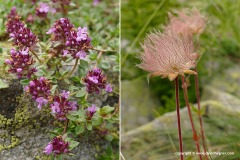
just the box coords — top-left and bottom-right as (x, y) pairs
(194, 68), (208, 160)
(181, 76), (202, 160)
(63, 119), (69, 133)
(175, 77), (184, 160)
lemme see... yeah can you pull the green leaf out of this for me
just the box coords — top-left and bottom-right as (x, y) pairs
(51, 85), (58, 94)
(113, 65), (119, 72)
(79, 60), (89, 68)
(105, 134), (113, 142)
(68, 110), (79, 116)
(86, 122), (92, 130)
(0, 79), (8, 89)
(76, 110), (86, 122)
(100, 106), (115, 115)
(75, 124), (85, 134)
(67, 114), (77, 121)
(101, 61), (111, 69)
(71, 76), (80, 83)
(75, 89), (87, 97)
(59, 69), (69, 76)
(19, 79), (29, 86)
(92, 115), (103, 126)
(69, 140), (79, 151)
(64, 78), (71, 84)
(106, 123), (113, 129)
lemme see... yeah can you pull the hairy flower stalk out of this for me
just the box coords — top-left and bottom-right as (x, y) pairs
(138, 31), (199, 160)
(181, 76), (202, 160)
(165, 8), (208, 158)
(175, 77), (184, 160)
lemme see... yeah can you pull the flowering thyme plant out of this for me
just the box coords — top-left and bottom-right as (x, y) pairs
(3, 5), (119, 159)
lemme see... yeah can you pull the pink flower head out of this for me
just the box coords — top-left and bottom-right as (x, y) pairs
(36, 97), (48, 109)
(43, 143), (53, 155)
(5, 48), (36, 79)
(83, 68), (108, 94)
(62, 50), (69, 57)
(50, 91), (78, 121)
(36, 3), (50, 18)
(87, 104), (97, 114)
(76, 50), (86, 59)
(43, 136), (69, 156)
(165, 8), (206, 36)
(86, 104), (97, 119)
(76, 27), (88, 41)
(60, 90), (70, 99)
(25, 77), (51, 100)
(138, 32), (198, 81)
(105, 83), (113, 92)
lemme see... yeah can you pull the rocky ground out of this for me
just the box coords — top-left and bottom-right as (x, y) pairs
(0, 80), (119, 160)
(121, 66), (240, 160)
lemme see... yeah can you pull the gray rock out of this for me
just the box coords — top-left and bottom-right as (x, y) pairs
(121, 79), (160, 133)
(122, 87), (240, 160)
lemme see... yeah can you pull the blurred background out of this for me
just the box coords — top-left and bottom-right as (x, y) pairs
(121, 0), (240, 159)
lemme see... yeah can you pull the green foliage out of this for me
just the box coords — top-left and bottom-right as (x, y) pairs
(66, 106), (118, 137)
(97, 146), (119, 160)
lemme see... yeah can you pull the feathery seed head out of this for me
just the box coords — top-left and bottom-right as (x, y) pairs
(165, 8), (205, 36)
(138, 31), (198, 81)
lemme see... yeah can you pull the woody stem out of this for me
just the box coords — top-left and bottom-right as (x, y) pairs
(175, 77), (184, 160)
(181, 76), (202, 160)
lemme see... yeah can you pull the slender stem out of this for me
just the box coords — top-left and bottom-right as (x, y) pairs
(181, 76), (202, 160)
(94, 51), (103, 68)
(30, 49), (42, 63)
(69, 59), (79, 76)
(175, 77), (184, 160)
(61, 4), (67, 16)
(60, 59), (79, 80)
(194, 68), (209, 160)
(63, 119), (69, 134)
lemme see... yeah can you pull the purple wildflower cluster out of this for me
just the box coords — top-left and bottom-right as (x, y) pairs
(47, 18), (92, 59)
(44, 136), (69, 156)
(36, 3), (50, 18)
(6, 7), (38, 48)
(86, 104), (97, 120)
(5, 48), (37, 79)
(83, 68), (112, 94)
(50, 90), (78, 121)
(24, 77), (51, 109)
